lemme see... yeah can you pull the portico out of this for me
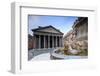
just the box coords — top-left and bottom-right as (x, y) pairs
(32, 26), (63, 49)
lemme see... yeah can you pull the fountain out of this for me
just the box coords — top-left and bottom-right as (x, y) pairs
(50, 40), (88, 60)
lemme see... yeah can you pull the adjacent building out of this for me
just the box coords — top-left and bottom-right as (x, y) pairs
(31, 25), (63, 49)
(28, 34), (33, 50)
(72, 17), (88, 41)
(64, 17), (88, 42)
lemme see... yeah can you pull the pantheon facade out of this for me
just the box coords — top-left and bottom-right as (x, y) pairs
(31, 25), (63, 49)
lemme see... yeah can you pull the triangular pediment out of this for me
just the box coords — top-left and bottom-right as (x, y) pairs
(38, 27), (61, 33)
(32, 26), (63, 34)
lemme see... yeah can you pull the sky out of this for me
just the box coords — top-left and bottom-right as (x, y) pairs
(28, 15), (78, 36)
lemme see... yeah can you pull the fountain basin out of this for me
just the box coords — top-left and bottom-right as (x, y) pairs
(50, 49), (88, 60)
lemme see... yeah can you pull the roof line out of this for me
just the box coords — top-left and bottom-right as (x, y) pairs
(31, 25), (63, 34)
